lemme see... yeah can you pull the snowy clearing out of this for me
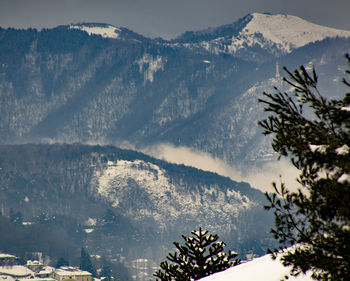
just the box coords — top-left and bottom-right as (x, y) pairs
(200, 252), (313, 281)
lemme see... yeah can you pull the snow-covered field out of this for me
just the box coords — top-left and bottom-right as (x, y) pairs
(200, 252), (313, 281)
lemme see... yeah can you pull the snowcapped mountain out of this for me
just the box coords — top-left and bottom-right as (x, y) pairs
(69, 23), (122, 39)
(175, 13), (350, 61)
(241, 13), (350, 52)
(68, 22), (150, 42)
(0, 13), (349, 281)
(0, 13), (349, 173)
(0, 13), (349, 174)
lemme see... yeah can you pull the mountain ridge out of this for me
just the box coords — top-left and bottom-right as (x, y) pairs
(0, 143), (274, 274)
(0, 13), (349, 280)
(172, 13), (350, 60)
(0, 12), (349, 178)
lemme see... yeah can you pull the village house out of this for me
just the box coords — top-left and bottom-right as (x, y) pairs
(26, 260), (44, 273)
(52, 267), (92, 281)
(0, 265), (34, 279)
(0, 254), (93, 281)
(36, 266), (56, 278)
(0, 275), (14, 281)
(0, 254), (16, 267)
(18, 278), (56, 281)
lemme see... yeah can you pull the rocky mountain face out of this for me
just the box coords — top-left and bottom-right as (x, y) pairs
(0, 144), (274, 278)
(1, 13), (350, 172)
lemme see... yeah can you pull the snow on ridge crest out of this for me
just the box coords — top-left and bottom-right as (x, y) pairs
(194, 13), (350, 56)
(232, 13), (350, 54)
(69, 24), (121, 39)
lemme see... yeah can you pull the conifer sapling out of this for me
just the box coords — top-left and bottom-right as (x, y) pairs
(154, 227), (240, 281)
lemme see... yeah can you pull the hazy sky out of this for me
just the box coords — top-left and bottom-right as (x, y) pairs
(1, 0), (350, 39)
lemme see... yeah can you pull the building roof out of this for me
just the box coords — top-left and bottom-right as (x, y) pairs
(0, 266), (34, 277)
(0, 255), (16, 259)
(37, 266), (56, 275)
(55, 267), (92, 276)
(26, 260), (43, 266)
(0, 275), (15, 281)
(18, 278), (56, 281)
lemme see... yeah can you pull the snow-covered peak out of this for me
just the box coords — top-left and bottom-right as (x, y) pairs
(182, 13), (350, 59)
(240, 13), (350, 53)
(69, 24), (121, 39)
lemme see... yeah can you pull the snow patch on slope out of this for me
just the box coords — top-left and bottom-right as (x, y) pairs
(69, 24), (121, 39)
(93, 159), (253, 228)
(137, 54), (166, 83)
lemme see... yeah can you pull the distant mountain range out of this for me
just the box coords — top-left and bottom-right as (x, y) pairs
(0, 13), (349, 173)
(175, 13), (350, 61)
(0, 13), (350, 280)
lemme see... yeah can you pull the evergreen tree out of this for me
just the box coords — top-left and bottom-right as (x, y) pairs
(10, 208), (23, 225)
(258, 55), (350, 280)
(100, 264), (112, 281)
(56, 257), (69, 268)
(153, 227), (240, 281)
(103, 209), (117, 223)
(80, 247), (96, 276)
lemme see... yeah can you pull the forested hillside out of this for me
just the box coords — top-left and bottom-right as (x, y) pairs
(0, 144), (274, 278)
(1, 14), (349, 170)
